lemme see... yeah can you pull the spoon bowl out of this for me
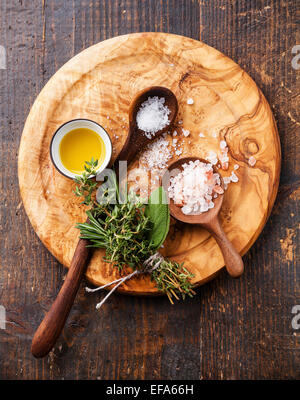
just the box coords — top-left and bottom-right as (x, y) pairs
(163, 157), (224, 225)
(117, 86), (178, 164)
(163, 157), (244, 278)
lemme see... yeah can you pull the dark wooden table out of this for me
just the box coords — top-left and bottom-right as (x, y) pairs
(0, 0), (299, 380)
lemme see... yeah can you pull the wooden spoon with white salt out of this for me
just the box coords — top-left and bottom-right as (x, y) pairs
(164, 157), (244, 278)
(31, 86), (178, 358)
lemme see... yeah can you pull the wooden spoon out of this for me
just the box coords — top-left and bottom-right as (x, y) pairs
(163, 157), (244, 278)
(31, 86), (178, 358)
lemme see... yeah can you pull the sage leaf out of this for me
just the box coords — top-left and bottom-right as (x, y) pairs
(145, 186), (170, 250)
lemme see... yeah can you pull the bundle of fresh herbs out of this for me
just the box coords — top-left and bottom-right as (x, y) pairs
(74, 158), (195, 304)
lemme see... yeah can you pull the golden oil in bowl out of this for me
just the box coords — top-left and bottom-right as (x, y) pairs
(50, 119), (112, 179)
(59, 128), (106, 174)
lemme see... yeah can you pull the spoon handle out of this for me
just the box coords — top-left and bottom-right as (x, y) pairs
(31, 238), (91, 358)
(205, 218), (244, 278)
(117, 129), (146, 165)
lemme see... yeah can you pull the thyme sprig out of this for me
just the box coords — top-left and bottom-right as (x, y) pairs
(73, 157), (99, 206)
(151, 260), (196, 304)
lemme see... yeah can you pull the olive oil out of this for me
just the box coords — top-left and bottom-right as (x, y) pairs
(59, 128), (105, 174)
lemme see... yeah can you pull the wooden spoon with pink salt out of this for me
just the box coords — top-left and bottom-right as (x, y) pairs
(163, 157), (244, 278)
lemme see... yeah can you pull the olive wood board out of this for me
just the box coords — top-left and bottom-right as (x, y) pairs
(18, 33), (281, 295)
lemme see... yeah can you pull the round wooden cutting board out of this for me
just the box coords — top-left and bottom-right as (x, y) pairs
(18, 33), (280, 295)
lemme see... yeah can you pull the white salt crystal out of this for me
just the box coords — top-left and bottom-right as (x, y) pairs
(136, 96), (170, 138)
(182, 128), (190, 137)
(187, 98), (194, 105)
(175, 149), (182, 156)
(206, 151), (218, 165)
(173, 130), (177, 137)
(199, 133), (205, 138)
(182, 205), (192, 214)
(230, 172), (239, 183)
(220, 140), (227, 149)
(248, 156), (257, 167)
(234, 164), (239, 170)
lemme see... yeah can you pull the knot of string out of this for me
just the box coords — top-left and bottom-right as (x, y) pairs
(85, 252), (164, 309)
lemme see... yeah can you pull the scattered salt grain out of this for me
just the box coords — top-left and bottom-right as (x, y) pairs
(136, 96), (171, 139)
(206, 151), (218, 166)
(168, 160), (223, 215)
(248, 156), (257, 167)
(187, 98), (194, 105)
(230, 171), (239, 183)
(175, 149), (182, 156)
(178, 120), (183, 124)
(139, 136), (172, 171)
(199, 133), (205, 138)
(220, 140), (227, 149)
(173, 130), (177, 137)
(234, 164), (239, 170)
(182, 128), (190, 137)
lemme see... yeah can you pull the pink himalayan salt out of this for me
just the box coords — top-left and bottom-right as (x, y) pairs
(168, 160), (223, 215)
(248, 156), (257, 167)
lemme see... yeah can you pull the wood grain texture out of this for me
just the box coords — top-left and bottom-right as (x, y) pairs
(0, 0), (299, 380)
(18, 32), (280, 293)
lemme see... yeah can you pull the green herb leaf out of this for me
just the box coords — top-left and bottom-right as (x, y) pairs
(145, 186), (170, 251)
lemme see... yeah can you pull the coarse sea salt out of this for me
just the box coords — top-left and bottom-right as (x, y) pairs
(136, 96), (170, 139)
(182, 128), (190, 137)
(139, 136), (172, 172)
(168, 160), (224, 215)
(187, 98), (194, 105)
(220, 140), (227, 149)
(230, 171), (239, 183)
(206, 151), (218, 166)
(248, 156), (257, 167)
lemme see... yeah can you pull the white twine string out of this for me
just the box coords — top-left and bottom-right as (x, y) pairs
(85, 252), (164, 310)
